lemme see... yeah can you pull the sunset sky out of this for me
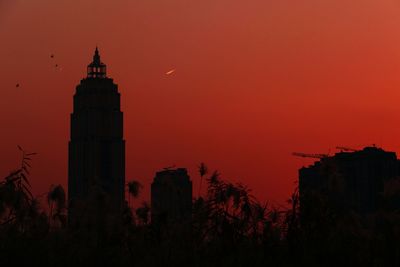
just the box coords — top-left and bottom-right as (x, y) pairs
(2, 0), (400, 204)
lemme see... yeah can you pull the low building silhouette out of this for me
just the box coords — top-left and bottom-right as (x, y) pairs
(299, 146), (399, 215)
(151, 168), (192, 225)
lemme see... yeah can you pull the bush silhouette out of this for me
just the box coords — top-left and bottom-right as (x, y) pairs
(1, 159), (400, 266)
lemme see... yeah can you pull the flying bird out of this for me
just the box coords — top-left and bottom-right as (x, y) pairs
(55, 64), (63, 72)
(15, 83), (20, 88)
(50, 54), (54, 58)
(165, 69), (176, 75)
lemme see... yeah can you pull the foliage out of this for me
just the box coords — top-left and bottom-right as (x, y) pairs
(198, 162), (208, 197)
(47, 184), (67, 228)
(1, 160), (400, 266)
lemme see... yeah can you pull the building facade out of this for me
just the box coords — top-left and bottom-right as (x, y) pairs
(299, 146), (398, 215)
(68, 48), (125, 224)
(151, 168), (192, 225)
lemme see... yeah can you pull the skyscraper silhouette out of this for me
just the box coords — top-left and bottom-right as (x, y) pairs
(68, 48), (125, 224)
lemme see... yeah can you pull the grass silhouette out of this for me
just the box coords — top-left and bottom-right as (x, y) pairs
(1, 159), (400, 266)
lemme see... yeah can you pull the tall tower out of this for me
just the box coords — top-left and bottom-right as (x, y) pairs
(68, 48), (125, 223)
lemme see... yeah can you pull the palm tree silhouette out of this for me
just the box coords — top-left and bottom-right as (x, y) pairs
(198, 162), (208, 198)
(126, 180), (142, 211)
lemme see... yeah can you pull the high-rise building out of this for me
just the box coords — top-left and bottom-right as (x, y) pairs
(151, 168), (192, 225)
(68, 48), (125, 223)
(299, 146), (398, 215)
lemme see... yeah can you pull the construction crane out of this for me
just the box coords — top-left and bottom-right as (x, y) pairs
(336, 146), (358, 152)
(292, 152), (329, 159)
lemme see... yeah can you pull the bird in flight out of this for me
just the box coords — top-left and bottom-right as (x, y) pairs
(15, 83), (20, 88)
(50, 54), (58, 67)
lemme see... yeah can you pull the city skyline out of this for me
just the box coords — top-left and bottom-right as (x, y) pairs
(2, 0), (400, 204)
(2, 1), (400, 265)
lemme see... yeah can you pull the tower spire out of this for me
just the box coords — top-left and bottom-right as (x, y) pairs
(87, 46), (107, 78)
(93, 46), (100, 64)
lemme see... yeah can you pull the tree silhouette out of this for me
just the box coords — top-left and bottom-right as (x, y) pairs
(0, 147), (39, 228)
(127, 180), (142, 210)
(136, 202), (150, 225)
(1, 158), (400, 265)
(47, 184), (66, 228)
(198, 162), (208, 197)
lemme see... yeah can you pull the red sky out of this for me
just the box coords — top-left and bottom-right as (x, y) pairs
(2, 0), (400, 205)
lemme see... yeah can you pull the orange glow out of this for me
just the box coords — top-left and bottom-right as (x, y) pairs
(1, 0), (400, 204)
